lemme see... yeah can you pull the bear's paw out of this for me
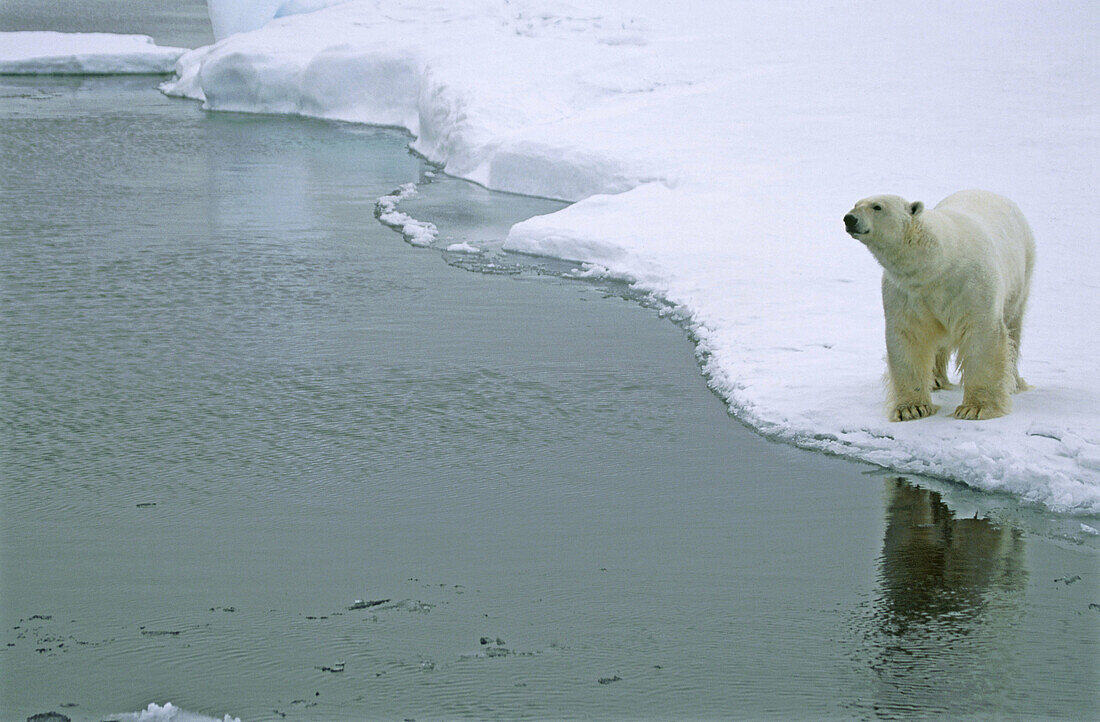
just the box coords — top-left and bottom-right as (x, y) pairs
(952, 403), (1006, 421)
(890, 403), (939, 422)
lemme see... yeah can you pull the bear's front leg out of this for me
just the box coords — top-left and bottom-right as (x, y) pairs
(954, 324), (1012, 420)
(885, 320), (939, 422)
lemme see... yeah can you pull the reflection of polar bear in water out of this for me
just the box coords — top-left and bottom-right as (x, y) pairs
(844, 190), (1035, 421)
(879, 478), (1025, 620)
(857, 478), (1028, 716)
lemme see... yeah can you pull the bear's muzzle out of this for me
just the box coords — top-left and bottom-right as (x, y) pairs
(843, 213), (866, 236)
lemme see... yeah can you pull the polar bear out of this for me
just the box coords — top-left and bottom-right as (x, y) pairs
(843, 190), (1035, 421)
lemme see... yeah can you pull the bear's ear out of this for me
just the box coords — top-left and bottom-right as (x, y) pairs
(909, 201), (924, 216)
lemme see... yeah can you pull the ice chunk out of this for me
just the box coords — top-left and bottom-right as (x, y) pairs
(118, 702), (242, 722)
(446, 242), (481, 254)
(375, 184), (438, 247)
(208, 0), (346, 40)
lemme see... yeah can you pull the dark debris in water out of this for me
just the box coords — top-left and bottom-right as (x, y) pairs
(349, 599), (390, 610)
(1055, 575), (1082, 585)
(378, 599), (433, 613)
(598, 675), (623, 685)
(136, 502), (157, 508)
(318, 661), (346, 673)
(26, 713), (71, 722)
(473, 636), (521, 658)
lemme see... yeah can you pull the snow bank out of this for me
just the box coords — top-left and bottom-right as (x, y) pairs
(0, 32), (187, 74)
(168, 0), (1100, 513)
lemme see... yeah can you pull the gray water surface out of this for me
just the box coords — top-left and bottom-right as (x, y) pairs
(1, 48), (1097, 722)
(0, 0), (212, 49)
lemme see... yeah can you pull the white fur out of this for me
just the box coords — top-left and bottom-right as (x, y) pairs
(844, 190), (1035, 421)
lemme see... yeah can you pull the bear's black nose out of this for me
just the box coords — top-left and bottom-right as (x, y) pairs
(843, 213), (858, 230)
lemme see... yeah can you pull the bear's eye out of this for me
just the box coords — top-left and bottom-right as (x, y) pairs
(872, 204), (882, 211)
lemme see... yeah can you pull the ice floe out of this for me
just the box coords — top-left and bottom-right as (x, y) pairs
(162, 0), (1100, 513)
(0, 32), (187, 74)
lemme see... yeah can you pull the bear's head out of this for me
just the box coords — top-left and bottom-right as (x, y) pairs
(843, 195), (924, 247)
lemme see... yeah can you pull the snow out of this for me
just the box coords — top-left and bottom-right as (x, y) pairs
(166, 0), (1099, 513)
(0, 32), (187, 74)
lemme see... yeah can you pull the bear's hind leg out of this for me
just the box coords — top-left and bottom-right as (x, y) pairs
(954, 324), (1013, 420)
(1006, 308), (1030, 393)
(932, 346), (954, 390)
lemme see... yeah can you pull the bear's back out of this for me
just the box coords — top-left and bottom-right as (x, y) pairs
(936, 189), (1020, 219)
(933, 189), (1034, 298)
(935, 190), (1033, 250)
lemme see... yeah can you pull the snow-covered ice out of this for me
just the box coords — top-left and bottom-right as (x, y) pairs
(163, 0), (1100, 513)
(0, 32), (187, 74)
